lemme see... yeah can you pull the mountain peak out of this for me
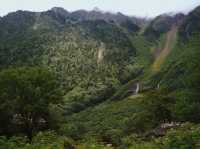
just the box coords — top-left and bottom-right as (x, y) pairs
(93, 7), (101, 12)
(50, 7), (68, 15)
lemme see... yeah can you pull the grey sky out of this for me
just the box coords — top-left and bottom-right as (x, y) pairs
(1, 0), (200, 17)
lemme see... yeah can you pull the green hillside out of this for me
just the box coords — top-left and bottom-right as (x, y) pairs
(0, 6), (200, 149)
(0, 10), (150, 115)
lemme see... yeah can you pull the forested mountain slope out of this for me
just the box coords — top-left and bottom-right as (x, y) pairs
(0, 8), (152, 115)
(0, 6), (200, 149)
(150, 6), (200, 122)
(63, 6), (200, 148)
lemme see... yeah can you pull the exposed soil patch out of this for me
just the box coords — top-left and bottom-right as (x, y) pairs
(152, 25), (178, 72)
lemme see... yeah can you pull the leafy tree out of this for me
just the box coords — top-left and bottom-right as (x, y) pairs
(0, 67), (63, 139)
(141, 91), (173, 123)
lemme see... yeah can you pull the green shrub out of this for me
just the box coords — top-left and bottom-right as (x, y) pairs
(159, 123), (200, 149)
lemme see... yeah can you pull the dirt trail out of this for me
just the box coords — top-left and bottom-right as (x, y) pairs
(152, 26), (178, 72)
(97, 43), (105, 64)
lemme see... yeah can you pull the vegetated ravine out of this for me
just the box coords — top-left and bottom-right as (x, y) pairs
(0, 6), (200, 149)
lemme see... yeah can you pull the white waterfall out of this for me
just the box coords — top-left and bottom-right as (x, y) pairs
(135, 83), (140, 94)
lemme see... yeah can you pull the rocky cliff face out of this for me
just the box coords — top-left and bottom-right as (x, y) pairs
(143, 13), (185, 41)
(179, 6), (200, 41)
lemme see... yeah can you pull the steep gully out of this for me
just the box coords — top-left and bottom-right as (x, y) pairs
(131, 25), (178, 95)
(152, 25), (178, 72)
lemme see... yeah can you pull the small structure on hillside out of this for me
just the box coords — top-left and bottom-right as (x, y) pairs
(146, 122), (181, 137)
(127, 82), (140, 95)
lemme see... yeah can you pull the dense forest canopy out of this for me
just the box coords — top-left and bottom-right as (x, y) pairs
(0, 5), (199, 149)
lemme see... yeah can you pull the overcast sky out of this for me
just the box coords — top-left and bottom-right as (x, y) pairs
(1, 0), (200, 17)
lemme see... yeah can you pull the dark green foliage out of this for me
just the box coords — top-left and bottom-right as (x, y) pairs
(0, 11), (36, 36)
(157, 123), (200, 149)
(0, 131), (75, 149)
(172, 90), (200, 122)
(120, 19), (140, 33)
(0, 67), (63, 139)
(152, 34), (200, 123)
(110, 79), (139, 101)
(0, 6), (200, 149)
(64, 90), (173, 142)
(179, 6), (200, 41)
(65, 96), (143, 140)
(0, 10), (142, 115)
(144, 15), (174, 41)
(125, 91), (174, 134)
(119, 123), (200, 149)
(59, 122), (86, 140)
(141, 91), (173, 122)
